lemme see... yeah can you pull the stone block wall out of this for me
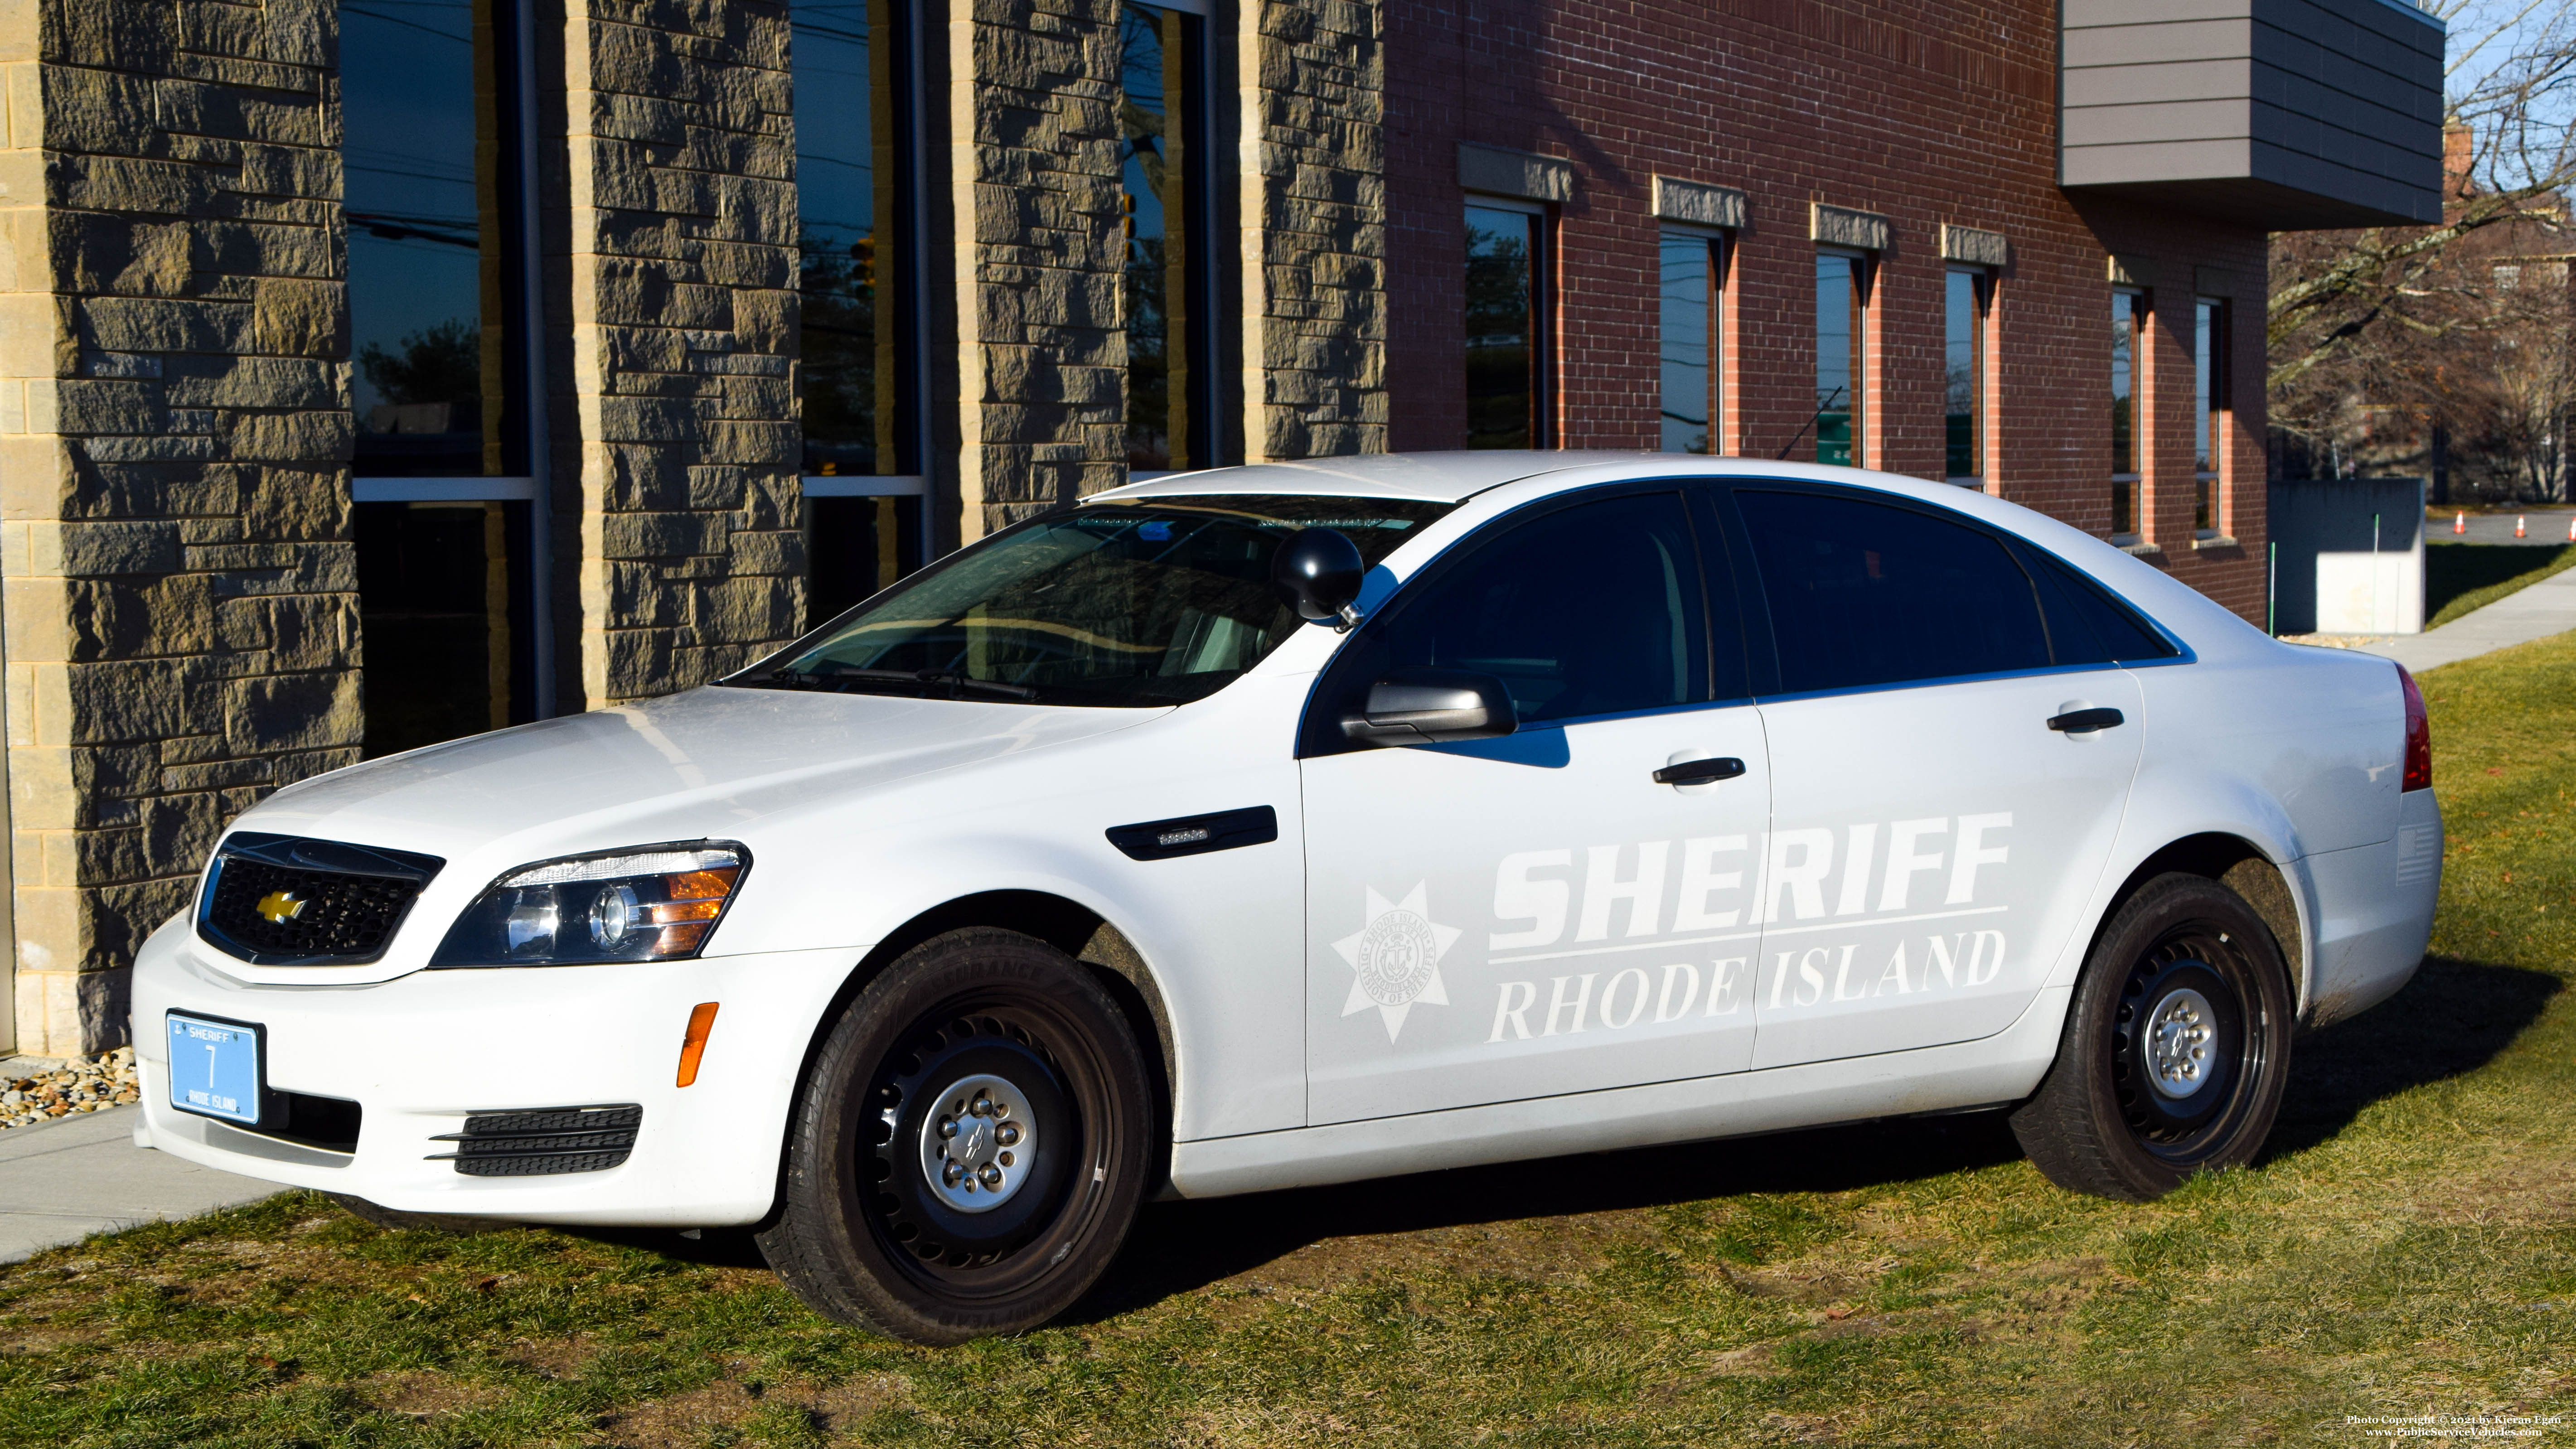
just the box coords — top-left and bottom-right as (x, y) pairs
(949, 0), (1123, 541)
(1240, 0), (1383, 460)
(0, 0), (362, 1054)
(560, 0), (806, 706)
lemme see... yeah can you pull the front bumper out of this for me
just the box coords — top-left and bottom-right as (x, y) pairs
(132, 914), (860, 1227)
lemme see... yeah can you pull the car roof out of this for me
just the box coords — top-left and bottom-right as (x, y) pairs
(1089, 451), (1966, 506)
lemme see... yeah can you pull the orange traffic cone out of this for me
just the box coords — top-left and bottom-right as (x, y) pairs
(2566, 515), (2574, 542)
(2516, 515), (2528, 537)
(2455, 512), (2467, 534)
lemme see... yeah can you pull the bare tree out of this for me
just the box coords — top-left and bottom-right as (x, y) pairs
(2267, 0), (2576, 494)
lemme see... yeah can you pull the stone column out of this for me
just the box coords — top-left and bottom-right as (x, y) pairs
(558, 0), (805, 707)
(949, 0), (1123, 542)
(0, 0), (363, 1055)
(1237, 0), (1383, 460)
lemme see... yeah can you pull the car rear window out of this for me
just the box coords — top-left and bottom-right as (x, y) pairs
(735, 494), (1454, 707)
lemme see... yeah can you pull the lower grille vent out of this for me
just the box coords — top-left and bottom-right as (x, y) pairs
(427, 1104), (641, 1176)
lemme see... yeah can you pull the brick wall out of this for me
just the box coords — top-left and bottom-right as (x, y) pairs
(1380, 0), (2271, 621)
(559, 0), (806, 707)
(1239, 0), (1384, 460)
(948, 0), (1123, 541)
(0, 0), (361, 1053)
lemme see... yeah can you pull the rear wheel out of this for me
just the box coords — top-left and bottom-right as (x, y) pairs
(2011, 873), (2294, 1201)
(758, 928), (1150, 1343)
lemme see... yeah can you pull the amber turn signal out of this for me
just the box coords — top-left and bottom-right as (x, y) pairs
(676, 1001), (720, 1087)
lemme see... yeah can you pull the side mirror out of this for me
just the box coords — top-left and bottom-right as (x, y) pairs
(1271, 527), (1365, 630)
(1341, 668), (1518, 746)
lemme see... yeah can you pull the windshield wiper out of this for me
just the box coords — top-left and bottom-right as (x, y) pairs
(740, 667), (1038, 701)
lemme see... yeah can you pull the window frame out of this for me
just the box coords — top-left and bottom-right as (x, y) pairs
(792, 0), (935, 567)
(1812, 247), (1872, 468)
(1658, 225), (1729, 457)
(1944, 267), (1992, 489)
(2109, 286), (2146, 546)
(345, 0), (553, 722)
(1462, 193), (1553, 450)
(2193, 295), (2228, 542)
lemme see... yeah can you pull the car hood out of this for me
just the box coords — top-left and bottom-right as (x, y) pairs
(238, 685), (1161, 867)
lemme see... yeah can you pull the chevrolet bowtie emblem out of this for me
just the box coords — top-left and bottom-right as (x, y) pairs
(255, 890), (308, 925)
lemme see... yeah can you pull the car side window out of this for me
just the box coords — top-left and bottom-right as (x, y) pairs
(1361, 491), (1712, 726)
(1735, 490), (2051, 694)
(2016, 543), (2183, 664)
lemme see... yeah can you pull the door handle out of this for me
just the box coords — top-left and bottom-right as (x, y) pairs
(2047, 707), (2126, 734)
(1653, 756), (1746, 786)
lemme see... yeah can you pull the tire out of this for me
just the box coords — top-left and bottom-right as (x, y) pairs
(757, 927), (1152, 1344)
(2010, 873), (2295, 1202)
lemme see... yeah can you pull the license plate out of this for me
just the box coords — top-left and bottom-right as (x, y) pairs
(167, 1013), (262, 1126)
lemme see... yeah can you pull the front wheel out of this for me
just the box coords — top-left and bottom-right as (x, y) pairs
(757, 928), (1151, 1343)
(2011, 873), (2295, 1201)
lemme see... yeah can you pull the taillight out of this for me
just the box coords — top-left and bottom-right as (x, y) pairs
(2397, 664), (2431, 792)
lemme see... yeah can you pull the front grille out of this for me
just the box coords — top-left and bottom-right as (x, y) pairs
(427, 1105), (642, 1176)
(197, 833), (444, 966)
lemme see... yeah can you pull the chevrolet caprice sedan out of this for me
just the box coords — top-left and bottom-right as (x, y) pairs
(133, 453), (2440, 1343)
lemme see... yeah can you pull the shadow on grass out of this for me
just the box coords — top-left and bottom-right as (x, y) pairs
(2265, 953), (2560, 1159)
(1074, 1110), (2026, 1322)
(569, 956), (2559, 1321)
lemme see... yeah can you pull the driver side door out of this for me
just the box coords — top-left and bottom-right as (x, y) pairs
(1298, 488), (1772, 1125)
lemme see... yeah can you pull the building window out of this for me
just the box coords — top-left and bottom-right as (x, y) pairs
(1814, 251), (1869, 467)
(2110, 289), (2144, 540)
(1659, 232), (1724, 454)
(1119, 1), (1220, 473)
(344, 0), (542, 754)
(1466, 202), (1547, 449)
(795, 0), (927, 628)
(1945, 269), (1990, 486)
(2195, 297), (2227, 538)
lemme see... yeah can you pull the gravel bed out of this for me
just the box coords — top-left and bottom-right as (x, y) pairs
(2, 1048), (140, 1129)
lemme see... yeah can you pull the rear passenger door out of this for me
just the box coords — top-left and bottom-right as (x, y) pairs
(1720, 487), (2145, 1069)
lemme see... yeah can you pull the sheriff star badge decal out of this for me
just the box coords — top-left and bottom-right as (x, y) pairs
(1333, 883), (1459, 1042)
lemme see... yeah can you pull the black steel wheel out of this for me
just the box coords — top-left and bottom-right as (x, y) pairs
(2011, 872), (2294, 1201)
(758, 928), (1150, 1343)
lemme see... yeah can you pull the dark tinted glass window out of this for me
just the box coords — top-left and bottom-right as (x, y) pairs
(1369, 493), (1708, 724)
(2020, 545), (2181, 663)
(1738, 491), (2049, 693)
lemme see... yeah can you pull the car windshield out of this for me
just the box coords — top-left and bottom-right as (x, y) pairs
(734, 495), (1456, 707)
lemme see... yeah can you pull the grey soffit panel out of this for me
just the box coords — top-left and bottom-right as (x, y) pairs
(2059, 0), (2441, 227)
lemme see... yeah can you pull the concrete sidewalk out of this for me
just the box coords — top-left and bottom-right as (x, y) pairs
(0, 1105), (278, 1264)
(2353, 560), (2576, 674)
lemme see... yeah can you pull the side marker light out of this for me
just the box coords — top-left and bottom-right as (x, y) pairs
(677, 1002), (720, 1087)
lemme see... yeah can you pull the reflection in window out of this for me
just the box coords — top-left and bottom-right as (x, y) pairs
(1738, 491), (2052, 693)
(1945, 270), (1987, 484)
(355, 502), (529, 755)
(1466, 204), (1544, 449)
(1370, 494), (1709, 722)
(1660, 233), (1722, 454)
(345, 0), (504, 478)
(1815, 253), (1867, 466)
(1122, 4), (1174, 469)
(804, 496), (925, 631)
(345, 0), (531, 753)
(2110, 290), (2143, 537)
(794, 1), (883, 479)
(2195, 297), (2224, 536)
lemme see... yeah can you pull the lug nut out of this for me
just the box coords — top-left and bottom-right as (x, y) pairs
(938, 1117), (958, 1139)
(996, 1123), (1021, 1147)
(942, 1162), (964, 1187)
(978, 1164), (1002, 1188)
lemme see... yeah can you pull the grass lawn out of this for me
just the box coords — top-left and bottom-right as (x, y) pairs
(8, 642), (2576, 1447)
(2426, 542), (2576, 629)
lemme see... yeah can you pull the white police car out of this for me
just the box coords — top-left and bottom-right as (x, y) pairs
(131, 453), (2440, 1343)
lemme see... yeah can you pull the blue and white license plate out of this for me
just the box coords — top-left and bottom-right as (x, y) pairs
(167, 1013), (262, 1126)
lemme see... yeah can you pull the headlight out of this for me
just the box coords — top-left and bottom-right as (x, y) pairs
(429, 842), (749, 968)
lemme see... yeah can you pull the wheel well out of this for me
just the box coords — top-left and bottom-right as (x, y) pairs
(2101, 835), (2306, 1003)
(773, 892), (1179, 1214)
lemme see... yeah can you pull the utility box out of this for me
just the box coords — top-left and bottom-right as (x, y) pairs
(2268, 477), (2426, 634)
